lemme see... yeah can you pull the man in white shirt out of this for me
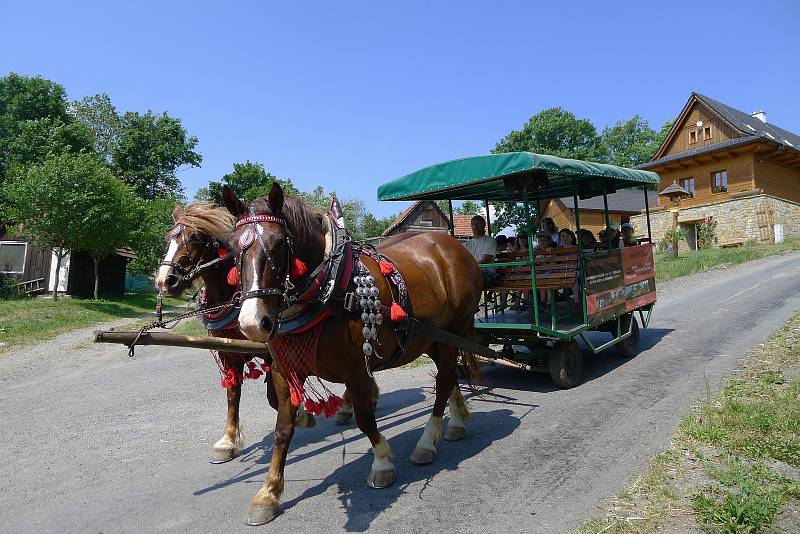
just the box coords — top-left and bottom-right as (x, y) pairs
(464, 215), (497, 264)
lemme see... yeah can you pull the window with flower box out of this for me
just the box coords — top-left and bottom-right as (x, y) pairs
(712, 170), (728, 193)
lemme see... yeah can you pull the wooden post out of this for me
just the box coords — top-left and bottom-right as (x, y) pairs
(93, 330), (271, 354)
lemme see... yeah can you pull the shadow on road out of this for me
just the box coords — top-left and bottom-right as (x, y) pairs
(477, 327), (674, 393)
(193, 385), (522, 532)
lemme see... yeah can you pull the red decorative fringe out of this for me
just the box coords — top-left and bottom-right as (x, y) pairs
(304, 395), (344, 417)
(390, 302), (407, 322)
(289, 258), (308, 279)
(220, 367), (243, 389)
(379, 260), (394, 275)
(227, 267), (239, 286)
(245, 361), (262, 380)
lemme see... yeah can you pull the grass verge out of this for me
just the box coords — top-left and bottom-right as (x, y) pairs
(578, 313), (800, 533)
(0, 291), (192, 351)
(655, 239), (800, 283)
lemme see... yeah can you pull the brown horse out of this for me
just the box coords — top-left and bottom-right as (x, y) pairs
(154, 201), (318, 463)
(221, 184), (482, 525)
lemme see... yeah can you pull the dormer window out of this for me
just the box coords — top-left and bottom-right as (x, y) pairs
(704, 126), (712, 140)
(689, 130), (698, 144)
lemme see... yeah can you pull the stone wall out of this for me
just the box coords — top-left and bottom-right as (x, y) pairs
(629, 194), (800, 249)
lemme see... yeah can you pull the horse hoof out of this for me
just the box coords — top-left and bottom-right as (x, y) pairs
(334, 410), (354, 425)
(246, 504), (279, 526)
(444, 425), (466, 441)
(367, 468), (395, 488)
(410, 447), (436, 465)
(296, 413), (316, 428)
(210, 447), (238, 464)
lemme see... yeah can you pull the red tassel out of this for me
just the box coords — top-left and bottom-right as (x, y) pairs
(390, 302), (407, 322)
(245, 361), (262, 380)
(290, 388), (304, 407)
(304, 398), (324, 416)
(220, 368), (243, 389)
(217, 248), (230, 257)
(289, 258), (308, 279)
(322, 395), (345, 418)
(379, 260), (394, 276)
(227, 267), (239, 286)
(260, 363), (271, 374)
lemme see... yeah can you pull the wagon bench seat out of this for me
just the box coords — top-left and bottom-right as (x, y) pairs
(486, 248), (578, 290)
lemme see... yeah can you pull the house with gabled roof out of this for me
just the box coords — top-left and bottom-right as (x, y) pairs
(543, 189), (658, 237)
(630, 92), (800, 249)
(380, 200), (451, 239)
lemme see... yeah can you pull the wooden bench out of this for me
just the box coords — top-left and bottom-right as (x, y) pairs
(488, 248), (578, 291)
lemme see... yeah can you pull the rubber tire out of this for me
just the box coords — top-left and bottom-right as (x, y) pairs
(549, 340), (583, 388)
(616, 314), (640, 358)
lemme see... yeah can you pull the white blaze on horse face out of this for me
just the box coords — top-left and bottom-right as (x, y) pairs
(155, 238), (179, 291)
(238, 238), (269, 342)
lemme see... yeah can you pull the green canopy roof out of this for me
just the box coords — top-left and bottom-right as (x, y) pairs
(377, 152), (660, 202)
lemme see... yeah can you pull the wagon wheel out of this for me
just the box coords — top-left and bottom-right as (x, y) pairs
(549, 340), (583, 388)
(616, 314), (640, 358)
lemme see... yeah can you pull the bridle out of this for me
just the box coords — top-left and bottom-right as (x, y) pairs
(234, 214), (295, 304)
(161, 224), (232, 286)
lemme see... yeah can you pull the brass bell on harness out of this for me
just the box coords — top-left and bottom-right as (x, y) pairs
(363, 341), (373, 356)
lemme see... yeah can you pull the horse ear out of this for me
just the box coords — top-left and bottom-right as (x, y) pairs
(171, 205), (184, 223)
(268, 182), (284, 213)
(221, 185), (246, 217)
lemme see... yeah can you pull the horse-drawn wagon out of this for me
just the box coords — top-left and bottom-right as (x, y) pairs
(377, 152), (660, 388)
(94, 151), (659, 525)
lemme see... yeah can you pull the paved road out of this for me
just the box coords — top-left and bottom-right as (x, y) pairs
(2, 252), (800, 534)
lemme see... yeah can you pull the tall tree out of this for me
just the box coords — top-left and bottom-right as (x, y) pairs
(299, 185), (370, 240)
(491, 107), (604, 233)
(2, 153), (139, 299)
(195, 161), (299, 204)
(454, 200), (482, 216)
(128, 195), (181, 274)
(600, 115), (661, 167)
(112, 111), (201, 200)
(360, 213), (396, 239)
(69, 93), (121, 162)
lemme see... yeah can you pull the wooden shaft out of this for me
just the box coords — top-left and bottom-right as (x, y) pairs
(93, 330), (270, 354)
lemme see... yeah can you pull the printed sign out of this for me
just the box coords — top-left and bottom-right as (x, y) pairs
(621, 245), (656, 311)
(583, 245), (657, 324)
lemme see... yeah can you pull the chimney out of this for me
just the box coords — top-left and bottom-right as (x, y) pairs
(751, 110), (767, 123)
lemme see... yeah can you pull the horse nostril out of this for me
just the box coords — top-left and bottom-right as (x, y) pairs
(260, 316), (273, 334)
(165, 274), (180, 289)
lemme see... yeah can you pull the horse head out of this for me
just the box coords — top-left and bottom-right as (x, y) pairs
(155, 202), (234, 297)
(223, 183), (294, 342)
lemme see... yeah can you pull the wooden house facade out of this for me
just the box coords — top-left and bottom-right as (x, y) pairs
(0, 225), (52, 294)
(631, 93), (800, 248)
(381, 200), (451, 238)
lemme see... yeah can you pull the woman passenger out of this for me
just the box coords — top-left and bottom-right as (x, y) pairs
(541, 218), (560, 245)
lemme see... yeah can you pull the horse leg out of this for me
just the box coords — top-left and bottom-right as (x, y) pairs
(410, 344), (458, 465)
(443, 382), (470, 441)
(349, 377), (394, 488)
(267, 367), (315, 428)
(211, 355), (244, 463)
(335, 377), (379, 425)
(247, 369), (297, 526)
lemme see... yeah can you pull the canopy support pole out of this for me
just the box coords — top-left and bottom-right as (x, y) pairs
(643, 186), (652, 243)
(447, 200), (455, 237)
(484, 199), (491, 235)
(572, 177), (587, 325)
(603, 182), (611, 249)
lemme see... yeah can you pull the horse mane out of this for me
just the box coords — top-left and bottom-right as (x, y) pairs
(172, 201), (236, 241)
(251, 195), (325, 244)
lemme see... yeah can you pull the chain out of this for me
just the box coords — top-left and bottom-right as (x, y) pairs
(127, 292), (241, 357)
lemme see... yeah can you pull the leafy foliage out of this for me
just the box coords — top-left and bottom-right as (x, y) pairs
(195, 161), (299, 204)
(298, 185), (370, 240)
(600, 115), (663, 168)
(454, 200), (482, 216)
(697, 216), (718, 249)
(111, 110), (201, 200)
(69, 93), (121, 162)
(128, 196), (180, 274)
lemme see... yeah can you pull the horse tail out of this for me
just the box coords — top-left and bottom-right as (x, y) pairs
(456, 326), (488, 395)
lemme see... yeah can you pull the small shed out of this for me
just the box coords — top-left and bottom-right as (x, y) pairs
(0, 225), (53, 295)
(381, 200), (451, 237)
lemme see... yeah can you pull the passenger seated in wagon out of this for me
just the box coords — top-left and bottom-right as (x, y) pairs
(621, 222), (638, 247)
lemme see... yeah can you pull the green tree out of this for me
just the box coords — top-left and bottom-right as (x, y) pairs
(128, 195), (180, 274)
(600, 115), (661, 167)
(195, 161), (299, 203)
(361, 213), (396, 238)
(299, 185), (370, 240)
(112, 110), (201, 200)
(2, 153), (139, 299)
(491, 107), (604, 233)
(69, 93), (121, 162)
(454, 200), (482, 216)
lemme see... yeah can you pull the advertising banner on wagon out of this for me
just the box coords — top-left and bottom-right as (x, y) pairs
(620, 244), (657, 311)
(584, 250), (625, 325)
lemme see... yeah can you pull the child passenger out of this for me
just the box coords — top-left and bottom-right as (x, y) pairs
(621, 223), (638, 247)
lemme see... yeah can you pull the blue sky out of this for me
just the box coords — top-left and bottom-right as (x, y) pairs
(2, 1), (799, 217)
